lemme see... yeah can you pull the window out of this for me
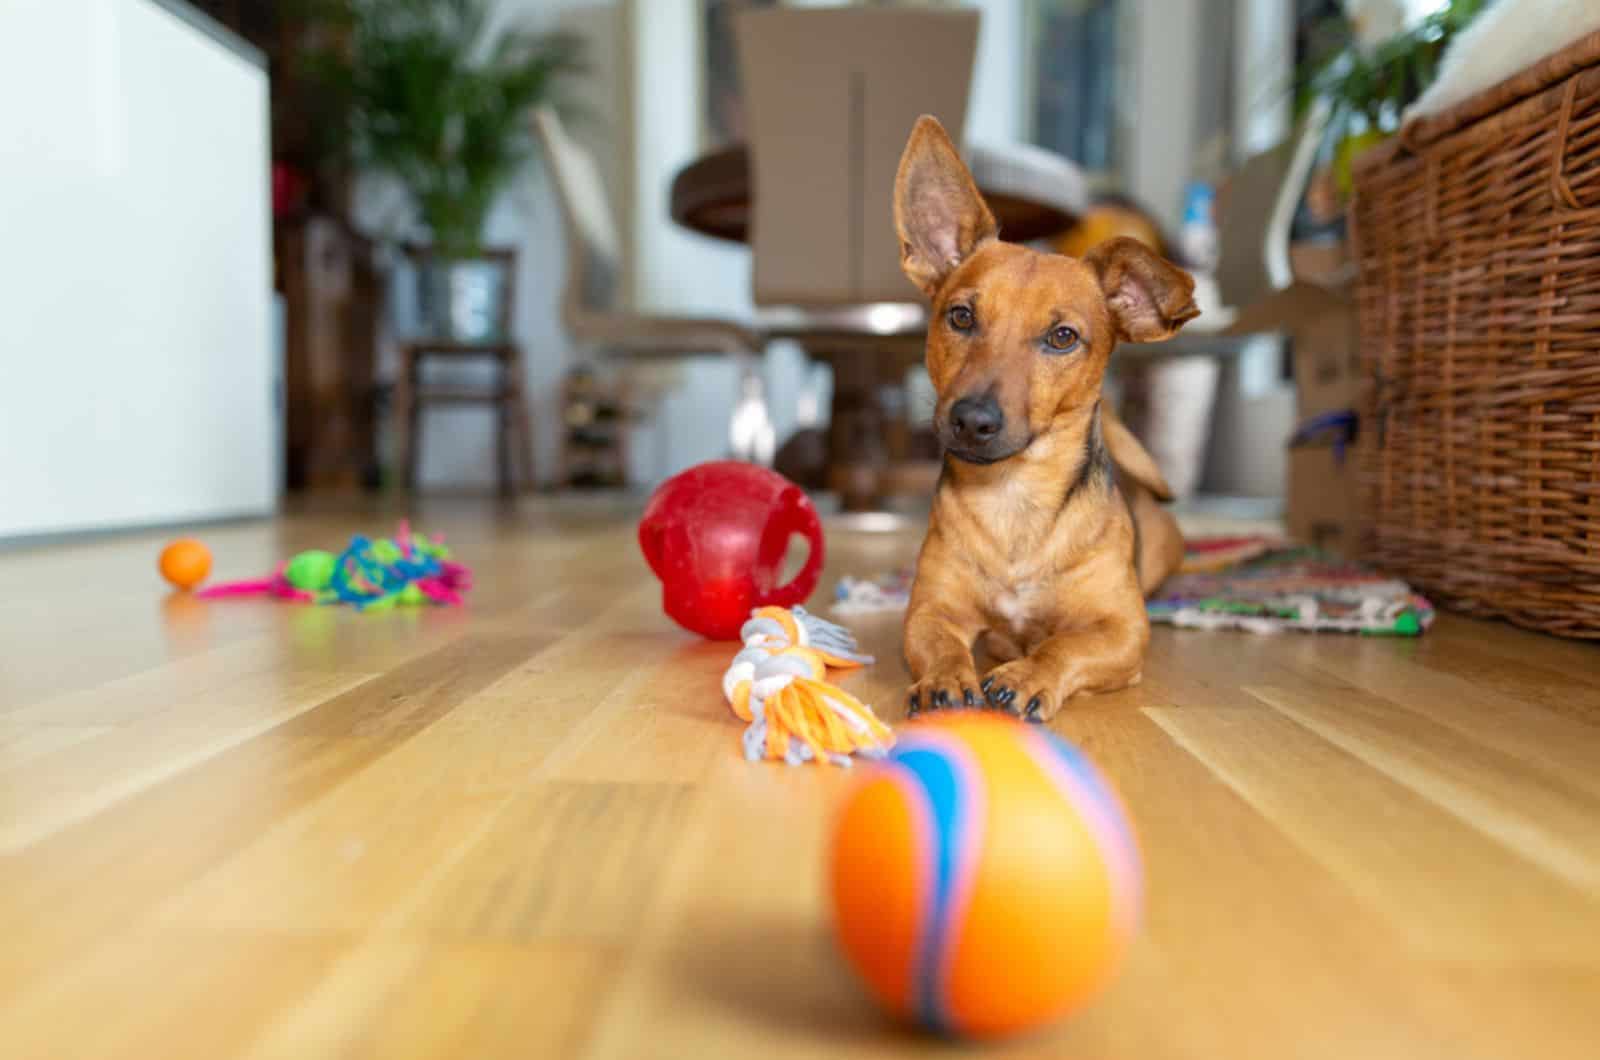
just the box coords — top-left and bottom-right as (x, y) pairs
(1029, 0), (1131, 182)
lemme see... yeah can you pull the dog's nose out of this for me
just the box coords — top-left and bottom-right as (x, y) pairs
(949, 395), (1003, 445)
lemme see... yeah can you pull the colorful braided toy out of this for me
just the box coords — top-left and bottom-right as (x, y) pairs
(722, 606), (893, 766)
(197, 521), (471, 610)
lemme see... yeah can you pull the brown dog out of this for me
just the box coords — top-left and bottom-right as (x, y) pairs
(896, 116), (1198, 722)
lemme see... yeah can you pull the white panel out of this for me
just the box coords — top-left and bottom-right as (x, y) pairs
(631, 0), (751, 316)
(1128, 0), (1204, 228)
(964, 0), (1026, 144)
(0, 0), (275, 538)
(1235, 0), (1294, 160)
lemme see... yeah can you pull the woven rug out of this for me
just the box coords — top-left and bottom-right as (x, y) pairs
(832, 537), (1433, 636)
(1148, 537), (1435, 636)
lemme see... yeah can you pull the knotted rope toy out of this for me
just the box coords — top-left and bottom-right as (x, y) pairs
(722, 606), (893, 766)
(196, 521), (471, 611)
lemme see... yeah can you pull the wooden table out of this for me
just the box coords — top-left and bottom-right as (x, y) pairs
(670, 143), (1082, 245)
(2, 499), (1598, 1058)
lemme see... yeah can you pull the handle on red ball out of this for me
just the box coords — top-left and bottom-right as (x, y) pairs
(763, 489), (825, 608)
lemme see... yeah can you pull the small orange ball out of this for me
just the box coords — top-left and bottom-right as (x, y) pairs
(829, 713), (1143, 1039)
(158, 538), (212, 590)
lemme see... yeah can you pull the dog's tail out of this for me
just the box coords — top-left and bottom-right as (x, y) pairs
(1102, 409), (1173, 502)
(1103, 409), (1185, 596)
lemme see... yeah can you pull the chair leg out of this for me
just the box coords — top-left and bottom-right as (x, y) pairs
(495, 385), (513, 499)
(394, 349), (419, 490)
(505, 346), (536, 494)
(729, 355), (775, 465)
(511, 394), (536, 493)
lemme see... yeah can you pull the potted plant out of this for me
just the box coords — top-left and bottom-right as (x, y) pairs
(301, 0), (583, 341)
(1297, 0), (1487, 202)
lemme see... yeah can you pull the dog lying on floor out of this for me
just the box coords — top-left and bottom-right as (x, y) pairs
(895, 116), (1198, 722)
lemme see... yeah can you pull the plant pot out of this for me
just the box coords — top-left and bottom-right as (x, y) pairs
(414, 256), (509, 342)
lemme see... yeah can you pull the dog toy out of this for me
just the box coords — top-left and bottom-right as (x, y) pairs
(831, 712), (1142, 1038)
(196, 521), (471, 610)
(158, 538), (213, 590)
(722, 606), (892, 765)
(639, 461), (825, 640)
(832, 569), (914, 615)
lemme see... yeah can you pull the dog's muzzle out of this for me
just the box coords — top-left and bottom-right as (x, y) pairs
(943, 393), (1025, 464)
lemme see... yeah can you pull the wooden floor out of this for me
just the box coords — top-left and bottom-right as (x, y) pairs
(2, 499), (1598, 1059)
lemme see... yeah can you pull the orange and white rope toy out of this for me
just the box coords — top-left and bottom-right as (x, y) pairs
(723, 606), (894, 765)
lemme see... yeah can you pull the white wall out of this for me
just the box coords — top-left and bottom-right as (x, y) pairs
(1127, 0), (1206, 228)
(0, 0), (275, 538)
(964, 0), (1027, 144)
(1233, 0), (1293, 160)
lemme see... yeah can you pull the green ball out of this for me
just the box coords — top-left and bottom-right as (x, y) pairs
(399, 583), (424, 606)
(285, 550), (337, 591)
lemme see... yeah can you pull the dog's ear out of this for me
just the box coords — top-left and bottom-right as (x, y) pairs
(894, 116), (997, 298)
(1086, 237), (1201, 343)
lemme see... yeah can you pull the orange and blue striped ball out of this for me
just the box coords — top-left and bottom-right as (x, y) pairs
(828, 712), (1143, 1039)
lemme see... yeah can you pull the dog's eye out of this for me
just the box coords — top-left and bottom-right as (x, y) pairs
(1044, 325), (1080, 353)
(947, 305), (975, 332)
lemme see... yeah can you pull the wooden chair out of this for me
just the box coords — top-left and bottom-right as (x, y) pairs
(532, 107), (771, 476)
(392, 247), (536, 496)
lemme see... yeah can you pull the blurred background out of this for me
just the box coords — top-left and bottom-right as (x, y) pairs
(0, 0), (1478, 545)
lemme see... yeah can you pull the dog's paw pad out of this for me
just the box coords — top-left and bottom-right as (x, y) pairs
(907, 670), (981, 718)
(981, 663), (1061, 721)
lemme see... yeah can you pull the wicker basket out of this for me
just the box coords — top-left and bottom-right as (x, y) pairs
(1350, 31), (1600, 639)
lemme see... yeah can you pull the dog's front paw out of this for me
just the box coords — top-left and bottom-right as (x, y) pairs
(907, 665), (983, 717)
(982, 659), (1065, 722)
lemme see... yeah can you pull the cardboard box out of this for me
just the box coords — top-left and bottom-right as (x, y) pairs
(1289, 239), (1352, 288)
(1289, 298), (1360, 420)
(1220, 277), (1360, 420)
(1286, 444), (1361, 555)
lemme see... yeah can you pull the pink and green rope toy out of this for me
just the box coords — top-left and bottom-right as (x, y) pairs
(197, 521), (471, 610)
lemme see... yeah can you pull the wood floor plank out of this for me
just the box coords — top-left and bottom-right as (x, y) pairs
(1407, 641), (1600, 729)
(1145, 705), (1600, 964)
(1055, 709), (1526, 1060)
(1136, 626), (1310, 710)
(241, 940), (618, 1060)
(0, 721), (113, 771)
(0, 633), (546, 995)
(0, 929), (344, 1060)
(0, 669), (374, 852)
(411, 782), (699, 944)
(1435, 615), (1600, 688)
(1, 633), (333, 723)
(1279, 633), (1600, 799)
(235, 941), (437, 1060)
(1246, 680), (1600, 889)
(155, 595), (687, 936)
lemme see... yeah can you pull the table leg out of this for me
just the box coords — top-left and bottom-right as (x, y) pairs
(823, 353), (888, 511)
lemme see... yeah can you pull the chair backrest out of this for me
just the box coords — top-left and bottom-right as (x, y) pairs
(736, 8), (979, 307)
(532, 106), (624, 324)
